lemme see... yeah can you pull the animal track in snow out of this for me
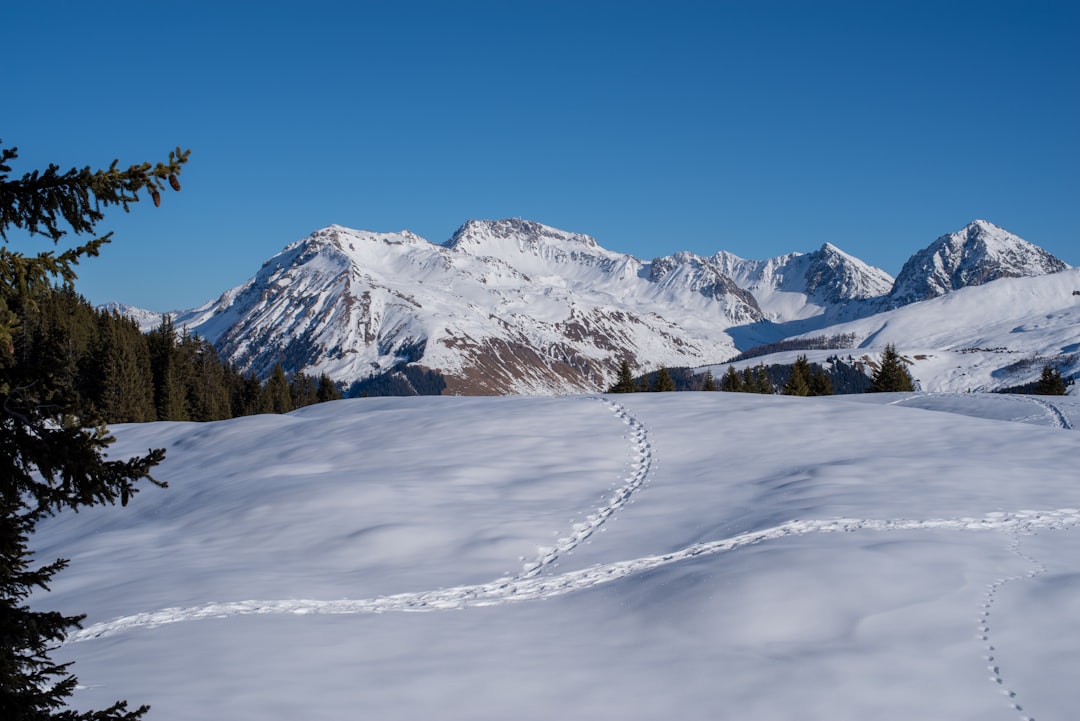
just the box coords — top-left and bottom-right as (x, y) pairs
(978, 529), (1050, 721)
(516, 397), (653, 579)
(68, 508), (1080, 643)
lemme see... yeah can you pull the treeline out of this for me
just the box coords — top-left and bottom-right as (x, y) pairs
(728, 333), (857, 363)
(10, 285), (340, 423)
(612, 354), (873, 396)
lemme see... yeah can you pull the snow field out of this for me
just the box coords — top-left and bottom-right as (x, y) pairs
(33, 392), (1080, 720)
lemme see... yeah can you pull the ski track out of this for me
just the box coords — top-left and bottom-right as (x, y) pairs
(1020, 396), (1073, 430)
(64, 394), (1079, 717)
(890, 392), (1073, 430)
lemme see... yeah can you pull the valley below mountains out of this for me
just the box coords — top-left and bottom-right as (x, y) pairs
(112, 218), (1077, 395)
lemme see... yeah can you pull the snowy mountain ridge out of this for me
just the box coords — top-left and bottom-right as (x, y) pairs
(888, 219), (1069, 307)
(113, 218), (1072, 394)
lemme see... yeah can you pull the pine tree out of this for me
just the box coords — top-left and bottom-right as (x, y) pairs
(1, 139), (188, 720)
(868, 344), (915, 393)
(809, 365), (834, 396)
(702, 369), (717, 391)
(316, 373), (341, 403)
(147, 315), (189, 420)
(1034, 363), (1067, 395)
(782, 355), (812, 396)
(720, 365), (743, 392)
(751, 363), (774, 394)
(263, 363), (293, 414)
(290, 371), (319, 409)
(652, 366), (676, 392)
(91, 310), (155, 422)
(608, 359), (637, 393)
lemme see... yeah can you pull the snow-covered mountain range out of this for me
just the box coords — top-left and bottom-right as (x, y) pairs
(114, 218), (1074, 394)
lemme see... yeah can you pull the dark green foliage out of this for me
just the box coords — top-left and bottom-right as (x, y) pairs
(751, 363), (774, 394)
(809, 365), (833, 396)
(89, 311), (156, 422)
(346, 364), (447, 397)
(868, 344), (915, 393)
(608, 359), (637, 393)
(1034, 363), (1068, 395)
(720, 365), (743, 392)
(262, 364), (292, 414)
(701, 369), (716, 391)
(823, 355), (873, 394)
(2, 140), (188, 720)
(289, 372), (319, 409)
(729, 333), (857, 363)
(782, 355), (812, 396)
(651, 366), (676, 392)
(715, 364), (775, 394)
(316, 373), (342, 403)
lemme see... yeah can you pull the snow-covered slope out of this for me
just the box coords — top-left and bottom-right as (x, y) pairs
(888, 219), (1069, 307)
(37, 392), (1080, 720)
(172, 220), (763, 394)
(715, 241), (895, 321)
(711, 267), (1080, 393)
(97, 302), (165, 332)
(105, 218), (1072, 395)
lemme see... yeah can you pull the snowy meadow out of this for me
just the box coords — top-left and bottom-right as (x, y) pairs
(34, 392), (1080, 720)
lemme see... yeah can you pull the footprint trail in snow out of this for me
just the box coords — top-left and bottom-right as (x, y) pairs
(516, 397), (653, 579)
(69, 508), (1080, 643)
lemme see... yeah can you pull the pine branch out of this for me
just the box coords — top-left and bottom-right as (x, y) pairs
(0, 141), (190, 243)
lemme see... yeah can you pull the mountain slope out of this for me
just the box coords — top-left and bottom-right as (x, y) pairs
(106, 218), (1072, 395)
(888, 219), (1069, 307)
(173, 220), (762, 394)
(713, 266), (1080, 393)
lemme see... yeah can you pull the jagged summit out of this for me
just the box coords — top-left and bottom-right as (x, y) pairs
(445, 218), (600, 252)
(888, 219), (1069, 306)
(124, 217), (1070, 396)
(803, 242), (894, 302)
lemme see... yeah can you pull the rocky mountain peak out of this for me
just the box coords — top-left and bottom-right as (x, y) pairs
(445, 218), (599, 253)
(888, 220), (1068, 307)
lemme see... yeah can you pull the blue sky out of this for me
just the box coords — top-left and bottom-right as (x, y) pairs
(5, 0), (1077, 311)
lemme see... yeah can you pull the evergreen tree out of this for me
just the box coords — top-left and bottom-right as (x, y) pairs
(809, 364), (834, 396)
(720, 365), (743, 392)
(753, 363), (775, 394)
(262, 363), (293, 414)
(147, 315), (189, 420)
(316, 373), (341, 403)
(183, 335), (230, 421)
(652, 366), (676, 392)
(90, 311), (155, 423)
(608, 359), (637, 393)
(782, 354), (812, 396)
(289, 371), (319, 409)
(1034, 363), (1067, 395)
(741, 366), (755, 392)
(702, 369), (717, 391)
(231, 371), (265, 417)
(1, 139), (188, 720)
(868, 344), (915, 393)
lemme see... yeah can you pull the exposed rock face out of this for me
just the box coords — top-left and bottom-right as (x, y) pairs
(888, 219), (1069, 307)
(107, 218), (1067, 396)
(169, 220), (763, 394)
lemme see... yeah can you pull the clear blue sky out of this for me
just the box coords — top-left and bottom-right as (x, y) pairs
(5, 0), (1077, 311)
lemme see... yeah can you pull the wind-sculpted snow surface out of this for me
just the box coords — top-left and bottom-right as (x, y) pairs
(38, 393), (1080, 721)
(69, 508), (1080, 643)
